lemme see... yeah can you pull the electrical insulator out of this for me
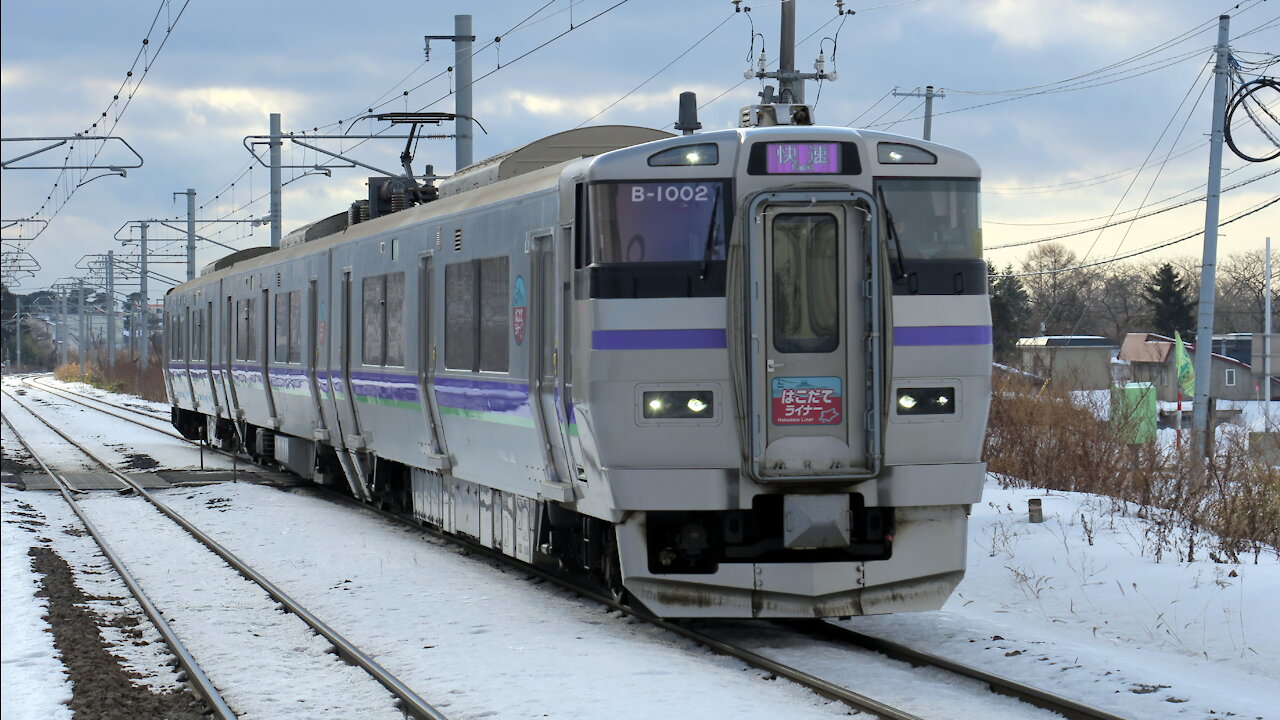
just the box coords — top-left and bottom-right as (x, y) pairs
(814, 51), (825, 74)
(834, 0), (846, 14)
(757, 50), (768, 74)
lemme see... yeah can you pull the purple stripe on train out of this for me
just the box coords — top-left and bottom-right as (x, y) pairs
(893, 325), (992, 346)
(433, 376), (531, 415)
(592, 328), (728, 351)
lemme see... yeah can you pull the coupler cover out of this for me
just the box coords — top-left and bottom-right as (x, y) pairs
(782, 494), (852, 549)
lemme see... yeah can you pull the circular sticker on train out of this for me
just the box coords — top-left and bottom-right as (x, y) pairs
(512, 275), (527, 345)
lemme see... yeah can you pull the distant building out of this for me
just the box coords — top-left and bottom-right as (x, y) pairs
(1117, 332), (1277, 401)
(1015, 335), (1116, 390)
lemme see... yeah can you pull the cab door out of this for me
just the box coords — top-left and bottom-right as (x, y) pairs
(747, 195), (879, 479)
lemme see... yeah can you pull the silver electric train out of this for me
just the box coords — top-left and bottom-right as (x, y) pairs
(164, 118), (990, 618)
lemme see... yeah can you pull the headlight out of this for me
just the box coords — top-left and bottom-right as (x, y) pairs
(896, 387), (955, 415)
(643, 390), (714, 419)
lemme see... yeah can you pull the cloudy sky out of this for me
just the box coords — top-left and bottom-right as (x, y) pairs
(2, 0), (1277, 298)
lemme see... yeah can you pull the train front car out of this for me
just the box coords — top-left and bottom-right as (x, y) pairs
(574, 126), (990, 617)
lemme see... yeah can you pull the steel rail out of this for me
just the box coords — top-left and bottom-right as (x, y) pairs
(26, 376), (169, 420)
(22, 376), (1123, 719)
(0, 403), (235, 719)
(319, 490), (926, 720)
(23, 378), (179, 436)
(1, 387), (450, 720)
(798, 621), (1129, 720)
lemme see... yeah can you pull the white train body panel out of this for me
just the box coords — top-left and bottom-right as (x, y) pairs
(165, 124), (990, 618)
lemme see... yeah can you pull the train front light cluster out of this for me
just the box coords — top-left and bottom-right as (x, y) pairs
(643, 390), (714, 419)
(896, 387), (955, 415)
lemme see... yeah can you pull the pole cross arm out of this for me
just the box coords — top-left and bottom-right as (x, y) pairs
(240, 133), (452, 176)
(1, 136), (144, 170)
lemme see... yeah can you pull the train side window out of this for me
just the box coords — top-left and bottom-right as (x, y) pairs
(479, 256), (509, 373)
(574, 183), (588, 270)
(445, 262), (478, 371)
(288, 291), (302, 364)
(235, 299), (257, 361)
(385, 273), (405, 366)
(363, 275), (386, 366)
(244, 298), (257, 361)
(275, 293), (290, 363)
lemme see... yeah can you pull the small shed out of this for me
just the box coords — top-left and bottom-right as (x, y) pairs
(1016, 336), (1116, 390)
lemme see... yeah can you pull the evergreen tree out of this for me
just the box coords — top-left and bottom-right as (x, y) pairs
(988, 262), (1032, 363)
(1141, 263), (1195, 339)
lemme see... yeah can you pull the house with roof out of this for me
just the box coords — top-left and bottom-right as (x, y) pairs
(1117, 332), (1277, 402)
(1015, 336), (1117, 390)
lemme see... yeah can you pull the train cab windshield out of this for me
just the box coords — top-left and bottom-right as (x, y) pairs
(877, 178), (984, 294)
(583, 180), (731, 298)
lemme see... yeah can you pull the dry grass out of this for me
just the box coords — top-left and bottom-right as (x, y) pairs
(985, 377), (1280, 562)
(53, 350), (166, 403)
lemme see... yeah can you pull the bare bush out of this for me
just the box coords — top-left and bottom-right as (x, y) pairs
(985, 375), (1280, 562)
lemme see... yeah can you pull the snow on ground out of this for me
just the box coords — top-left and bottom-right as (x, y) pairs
(1, 493), (73, 720)
(2, 376), (236, 472)
(844, 480), (1280, 720)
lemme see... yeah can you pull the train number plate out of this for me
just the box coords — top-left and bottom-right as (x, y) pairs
(771, 376), (843, 425)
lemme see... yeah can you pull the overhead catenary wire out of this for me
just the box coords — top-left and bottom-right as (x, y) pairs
(17, 0), (194, 243)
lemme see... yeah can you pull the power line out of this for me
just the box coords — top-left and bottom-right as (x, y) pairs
(1000, 194), (1280, 276)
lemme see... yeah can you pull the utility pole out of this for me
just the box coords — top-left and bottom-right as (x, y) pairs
(892, 86), (946, 141)
(14, 296), (21, 370)
(1266, 236), (1274, 426)
(139, 221), (149, 369)
(1192, 15), (1232, 458)
(269, 112), (282, 248)
(58, 288), (68, 366)
(106, 250), (116, 372)
(77, 279), (86, 376)
(174, 188), (197, 280)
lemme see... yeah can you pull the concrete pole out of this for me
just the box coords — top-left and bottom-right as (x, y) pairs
(58, 289), (68, 367)
(78, 280), (86, 376)
(455, 14), (474, 171)
(777, 0), (800, 103)
(107, 251), (116, 372)
(1192, 15), (1232, 458)
(923, 86), (936, 141)
(269, 112), (282, 248)
(14, 296), (21, 370)
(1266, 237), (1273, 423)
(186, 188), (197, 280)
(139, 221), (149, 369)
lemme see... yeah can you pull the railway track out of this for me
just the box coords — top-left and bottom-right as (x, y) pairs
(320, 487), (1129, 720)
(1, 385), (449, 720)
(12, 375), (1129, 719)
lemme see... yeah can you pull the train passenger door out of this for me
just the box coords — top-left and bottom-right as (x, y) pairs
(261, 288), (278, 426)
(747, 196), (878, 479)
(222, 295), (240, 420)
(530, 231), (572, 491)
(206, 301), (221, 416)
(183, 306), (198, 409)
(305, 279), (330, 431)
(337, 271), (363, 443)
(416, 254), (447, 459)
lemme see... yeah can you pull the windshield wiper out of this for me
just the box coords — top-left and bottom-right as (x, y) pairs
(876, 185), (908, 280)
(700, 184), (722, 280)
